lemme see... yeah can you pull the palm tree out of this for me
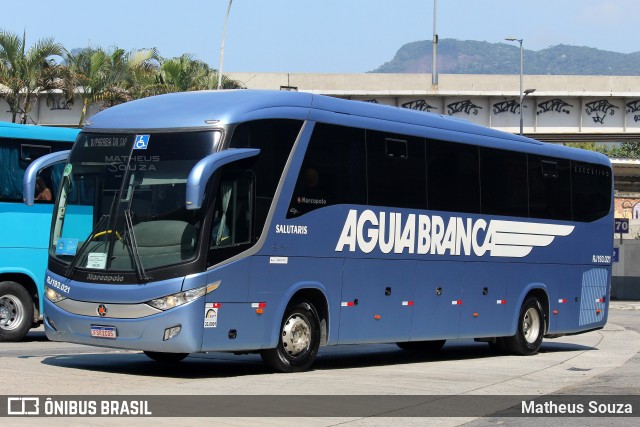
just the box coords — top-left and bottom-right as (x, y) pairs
(59, 47), (109, 126)
(0, 30), (63, 123)
(151, 53), (243, 95)
(98, 47), (161, 108)
(119, 47), (161, 102)
(61, 47), (160, 126)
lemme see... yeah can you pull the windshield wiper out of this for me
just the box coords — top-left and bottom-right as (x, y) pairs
(123, 210), (150, 281)
(65, 214), (109, 277)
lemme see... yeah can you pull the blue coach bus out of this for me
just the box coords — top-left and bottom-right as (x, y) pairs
(25, 91), (613, 371)
(0, 122), (80, 341)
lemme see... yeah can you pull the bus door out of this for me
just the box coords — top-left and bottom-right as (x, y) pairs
(338, 259), (414, 344)
(202, 172), (262, 352)
(410, 261), (462, 340)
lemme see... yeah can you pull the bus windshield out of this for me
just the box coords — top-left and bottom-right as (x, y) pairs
(51, 131), (220, 276)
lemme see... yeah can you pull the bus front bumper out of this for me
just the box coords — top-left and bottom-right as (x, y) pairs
(43, 297), (205, 353)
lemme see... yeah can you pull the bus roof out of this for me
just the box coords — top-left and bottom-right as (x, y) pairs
(0, 122), (80, 142)
(83, 90), (610, 166)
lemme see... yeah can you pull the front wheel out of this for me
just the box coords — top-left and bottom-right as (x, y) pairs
(504, 296), (545, 355)
(143, 351), (189, 363)
(261, 300), (320, 373)
(0, 281), (34, 342)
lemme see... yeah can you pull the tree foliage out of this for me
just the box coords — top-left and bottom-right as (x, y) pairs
(563, 142), (640, 159)
(148, 53), (242, 95)
(0, 29), (243, 125)
(601, 142), (640, 158)
(0, 30), (63, 123)
(60, 47), (162, 125)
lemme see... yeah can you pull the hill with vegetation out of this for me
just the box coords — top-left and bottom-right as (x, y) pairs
(371, 39), (640, 75)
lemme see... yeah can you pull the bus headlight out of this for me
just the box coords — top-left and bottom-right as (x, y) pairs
(146, 286), (206, 311)
(45, 286), (67, 303)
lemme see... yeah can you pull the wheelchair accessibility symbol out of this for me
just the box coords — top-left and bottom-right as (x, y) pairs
(134, 134), (150, 150)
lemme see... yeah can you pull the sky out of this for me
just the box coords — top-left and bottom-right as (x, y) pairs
(2, 0), (640, 73)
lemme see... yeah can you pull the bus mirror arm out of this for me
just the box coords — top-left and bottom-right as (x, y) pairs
(185, 148), (260, 210)
(23, 150), (71, 206)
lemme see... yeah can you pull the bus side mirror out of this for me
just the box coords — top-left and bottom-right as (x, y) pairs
(23, 150), (70, 205)
(185, 148), (260, 210)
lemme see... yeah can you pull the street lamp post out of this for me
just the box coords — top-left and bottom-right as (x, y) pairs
(432, 0), (438, 86)
(505, 37), (526, 134)
(217, 0), (233, 90)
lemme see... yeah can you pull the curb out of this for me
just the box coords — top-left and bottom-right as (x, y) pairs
(609, 301), (640, 310)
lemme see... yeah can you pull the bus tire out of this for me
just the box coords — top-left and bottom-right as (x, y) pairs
(488, 337), (509, 354)
(0, 281), (34, 342)
(143, 351), (189, 363)
(397, 340), (446, 353)
(261, 300), (320, 373)
(504, 296), (545, 356)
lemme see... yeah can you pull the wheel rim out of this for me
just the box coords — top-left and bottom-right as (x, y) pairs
(281, 313), (311, 357)
(522, 307), (540, 344)
(0, 294), (25, 331)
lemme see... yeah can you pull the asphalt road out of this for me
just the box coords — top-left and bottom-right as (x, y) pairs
(1, 301), (638, 426)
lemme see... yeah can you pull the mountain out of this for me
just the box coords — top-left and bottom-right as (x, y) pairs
(371, 39), (640, 75)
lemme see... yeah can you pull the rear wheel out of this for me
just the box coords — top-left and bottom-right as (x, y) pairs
(143, 351), (189, 363)
(397, 340), (446, 353)
(261, 300), (320, 373)
(0, 281), (34, 342)
(504, 296), (545, 355)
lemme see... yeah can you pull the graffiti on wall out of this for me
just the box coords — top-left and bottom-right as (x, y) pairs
(492, 99), (521, 115)
(447, 100), (482, 116)
(537, 99), (573, 115)
(626, 100), (640, 123)
(615, 198), (640, 219)
(47, 96), (72, 110)
(585, 100), (618, 124)
(401, 100), (438, 112)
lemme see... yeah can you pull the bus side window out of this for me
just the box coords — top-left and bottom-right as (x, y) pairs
(528, 155), (571, 221)
(480, 147), (528, 217)
(367, 131), (427, 210)
(210, 174), (253, 249)
(35, 174), (53, 202)
(1, 139), (58, 202)
(571, 161), (612, 222)
(287, 123), (366, 218)
(20, 144), (51, 168)
(427, 139), (480, 214)
(34, 163), (63, 204)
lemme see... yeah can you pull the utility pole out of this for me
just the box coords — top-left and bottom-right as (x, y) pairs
(432, 0), (438, 86)
(217, 0), (233, 90)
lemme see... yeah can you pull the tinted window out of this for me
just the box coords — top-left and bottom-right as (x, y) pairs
(284, 123), (610, 223)
(528, 155), (572, 221)
(0, 138), (66, 202)
(230, 119), (302, 234)
(572, 161), (612, 222)
(206, 171), (255, 267)
(480, 147), (528, 217)
(427, 139), (480, 213)
(288, 123), (366, 218)
(367, 131), (427, 209)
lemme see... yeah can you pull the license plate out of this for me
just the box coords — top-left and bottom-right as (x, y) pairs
(90, 325), (117, 339)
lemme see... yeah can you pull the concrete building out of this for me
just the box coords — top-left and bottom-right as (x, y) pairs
(4, 73), (640, 143)
(227, 73), (640, 143)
